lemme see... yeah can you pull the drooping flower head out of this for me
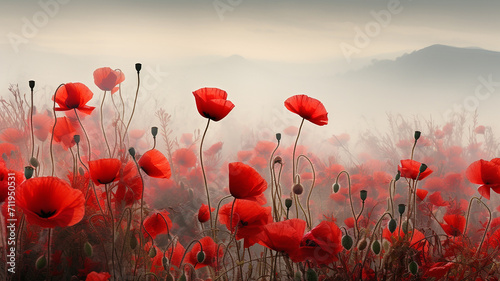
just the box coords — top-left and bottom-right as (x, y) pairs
(284, 94), (328, 126)
(138, 149), (172, 179)
(466, 158), (500, 200)
(398, 159), (433, 180)
(93, 67), (125, 92)
(185, 236), (222, 269)
(228, 162), (267, 202)
(142, 210), (173, 240)
(193, 87), (235, 121)
(17, 177), (85, 228)
(88, 158), (121, 185)
(53, 82), (96, 115)
(257, 218), (306, 255)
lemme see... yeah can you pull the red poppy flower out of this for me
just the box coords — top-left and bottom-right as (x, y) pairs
(440, 214), (466, 237)
(292, 220), (342, 265)
(193, 87), (235, 121)
(164, 241), (185, 271)
(17, 177), (85, 228)
(0, 128), (27, 144)
(398, 159), (433, 180)
(185, 236), (222, 269)
(428, 191), (449, 207)
(257, 218), (306, 255)
(88, 158), (121, 185)
(228, 162), (267, 202)
(138, 149), (172, 179)
(198, 203), (215, 223)
(284, 94), (328, 126)
(142, 210), (173, 239)
(172, 148), (197, 168)
(85, 272), (111, 281)
(32, 112), (53, 141)
(53, 83), (95, 115)
(204, 141), (223, 156)
(53, 117), (77, 150)
(115, 160), (143, 205)
(416, 189), (429, 201)
(466, 159), (500, 200)
(93, 67), (125, 91)
(0, 162), (23, 204)
(218, 200), (272, 248)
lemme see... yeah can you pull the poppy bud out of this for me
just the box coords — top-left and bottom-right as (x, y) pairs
(30, 157), (39, 168)
(371, 240), (381, 255)
(419, 163), (428, 174)
(388, 219), (397, 233)
(357, 239), (367, 251)
(360, 190), (367, 202)
(135, 63), (142, 72)
(151, 127), (158, 137)
(273, 156), (282, 164)
(395, 171), (401, 181)
(128, 147), (136, 158)
(178, 274), (187, 281)
(130, 234), (138, 250)
(342, 234), (353, 250)
(285, 198), (293, 209)
(305, 268), (318, 281)
(24, 166), (34, 179)
(294, 271), (302, 281)
(162, 256), (169, 270)
(79, 167), (85, 176)
(409, 261), (418, 275)
(148, 246), (157, 258)
(36, 255), (47, 270)
(333, 182), (340, 193)
(73, 134), (80, 144)
(29, 80), (35, 90)
(84, 241), (93, 257)
(398, 204), (405, 215)
(197, 250), (206, 263)
(402, 220), (410, 234)
(293, 183), (303, 195)
(414, 131), (421, 141)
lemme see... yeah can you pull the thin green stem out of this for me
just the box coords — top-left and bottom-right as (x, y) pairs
(124, 69), (141, 143)
(199, 119), (214, 236)
(100, 90), (112, 157)
(74, 109), (92, 162)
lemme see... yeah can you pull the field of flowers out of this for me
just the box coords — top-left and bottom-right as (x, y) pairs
(1, 64), (500, 280)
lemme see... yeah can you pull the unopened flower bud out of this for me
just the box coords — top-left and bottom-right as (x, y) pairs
(24, 166), (34, 179)
(276, 133), (281, 141)
(357, 239), (368, 251)
(371, 240), (381, 255)
(128, 147), (136, 158)
(333, 182), (340, 193)
(409, 261), (418, 275)
(73, 135), (80, 145)
(30, 157), (39, 168)
(398, 204), (406, 215)
(135, 63), (142, 72)
(293, 183), (303, 195)
(342, 234), (353, 250)
(148, 246), (157, 258)
(29, 80), (35, 90)
(395, 171), (401, 181)
(84, 241), (93, 257)
(197, 250), (205, 263)
(36, 255), (47, 270)
(388, 219), (397, 233)
(419, 163), (428, 174)
(305, 268), (318, 281)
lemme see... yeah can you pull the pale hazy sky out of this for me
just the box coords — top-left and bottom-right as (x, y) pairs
(2, 0), (500, 63)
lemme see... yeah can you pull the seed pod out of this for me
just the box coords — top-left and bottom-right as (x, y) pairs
(24, 166), (34, 179)
(402, 220), (410, 234)
(148, 246), (157, 258)
(342, 235), (353, 250)
(409, 261), (418, 275)
(135, 63), (142, 72)
(294, 271), (302, 281)
(360, 190), (368, 202)
(36, 255), (47, 270)
(30, 157), (39, 168)
(165, 273), (174, 281)
(333, 183), (340, 193)
(73, 134), (81, 144)
(84, 241), (93, 257)
(293, 183), (304, 195)
(151, 127), (158, 137)
(79, 167), (85, 176)
(305, 268), (318, 281)
(197, 251), (206, 263)
(130, 234), (138, 250)
(29, 80), (35, 89)
(128, 147), (136, 158)
(419, 163), (428, 173)
(162, 257), (169, 271)
(177, 274), (187, 281)
(398, 204), (406, 215)
(395, 171), (401, 181)
(276, 133), (281, 141)
(414, 131), (421, 141)
(285, 198), (293, 209)
(371, 240), (381, 255)
(388, 218), (397, 233)
(357, 239), (368, 251)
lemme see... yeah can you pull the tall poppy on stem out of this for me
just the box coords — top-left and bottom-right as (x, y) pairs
(142, 210), (173, 240)
(257, 218), (306, 256)
(466, 158), (500, 200)
(88, 158), (121, 185)
(53, 82), (95, 115)
(93, 67), (125, 92)
(192, 87), (234, 235)
(398, 159), (433, 181)
(17, 177), (85, 228)
(440, 214), (466, 237)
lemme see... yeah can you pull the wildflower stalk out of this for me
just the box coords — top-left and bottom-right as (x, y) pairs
(100, 90), (112, 157)
(104, 183), (116, 278)
(199, 118), (215, 237)
(124, 63), (141, 143)
(74, 109), (92, 162)
(268, 134), (281, 222)
(335, 171), (358, 239)
(464, 197), (492, 257)
(49, 84), (64, 176)
(292, 118), (305, 218)
(29, 80), (35, 160)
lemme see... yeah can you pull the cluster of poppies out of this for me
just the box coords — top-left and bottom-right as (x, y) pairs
(1, 64), (499, 280)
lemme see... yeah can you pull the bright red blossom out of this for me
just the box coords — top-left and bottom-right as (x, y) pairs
(198, 203), (215, 223)
(257, 218), (306, 255)
(292, 220), (343, 265)
(398, 159), (433, 180)
(93, 67), (125, 91)
(284, 94), (328, 126)
(228, 162), (267, 202)
(142, 210), (173, 239)
(466, 158), (500, 200)
(54, 82), (95, 115)
(185, 236), (222, 269)
(193, 87), (235, 121)
(440, 214), (466, 237)
(88, 158), (121, 185)
(17, 177), (85, 228)
(138, 149), (172, 179)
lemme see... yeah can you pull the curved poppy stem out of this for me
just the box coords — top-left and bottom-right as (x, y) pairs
(100, 90), (112, 157)
(297, 154), (316, 229)
(46, 228), (52, 281)
(29, 85), (35, 160)
(464, 197), (492, 257)
(49, 84), (64, 176)
(104, 183), (116, 278)
(268, 136), (281, 222)
(335, 171), (357, 239)
(74, 109), (92, 162)
(178, 239), (203, 271)
(199, 118), (214, 236)
(292, 118), (305, 179)
(124, 67), (141, 143)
